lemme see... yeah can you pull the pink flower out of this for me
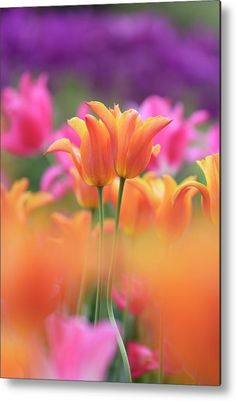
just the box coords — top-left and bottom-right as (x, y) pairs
(112, 275), (148, 315)
(209, 124), (220, 154)
(138, 95), (209, 175)
(127, 342), (159, 379)
(186, 123), (220, 161)
(45, 314), (117, 381)
(1, 73), (53, 156)
(40, 102), (89, 199)
(127, 341), (182, 380)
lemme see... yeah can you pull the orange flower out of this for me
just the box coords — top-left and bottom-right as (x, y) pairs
(51, 211), (93, 313)
(87, 101), (171, 178)
(145, 219), (219, 385)
(109, 177), (156, 235)
(70, 167), (99, 209)
(175, 153), (219, 224)
(1, 328), (47, 379)
(197, 153), (219, 224)
(1, 178), (53, 225)
(46, 112), (115, 187)
(144, 173), (197, 241)
(1, 225), (66, 325)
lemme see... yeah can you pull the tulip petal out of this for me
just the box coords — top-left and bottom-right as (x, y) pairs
(87, 101), (116, 144)
(46, 138), (72, 155)
(175, 180), (211, 221)
(67, 117), (87, 139)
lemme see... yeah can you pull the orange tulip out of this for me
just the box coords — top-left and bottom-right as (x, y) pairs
(70, 167), (99, 209)
(46, 112), (115, 187)
(51, 210), (93, 313)
(175, 153), (219, 224)
(197, 153), (219, 224)
(1, 178), (53, 225)
(87, 101), (171, 178)
(109, 177), (156, 235)
(1, 225), (66, 325)
(144, 173), (197, 241)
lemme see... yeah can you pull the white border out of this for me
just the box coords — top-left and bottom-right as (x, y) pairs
(0, 0), (219, 8)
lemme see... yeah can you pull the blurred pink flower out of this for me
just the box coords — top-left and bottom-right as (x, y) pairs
(1, 73), (53, 156)
(186, 123), (220, 161)
(112, 275), (148, 315)
(127, 341), (182, 380)
(40, 102), (89, 199)
(209, 124), (220, 154)
(45, 314), (117, 381)
(138, 95), (210, 175)
(127, 342), (159, 379)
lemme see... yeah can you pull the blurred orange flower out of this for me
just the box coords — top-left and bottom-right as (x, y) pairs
(51, 211), (93, 313)
(175, 153), (219, 224)
(1, 328), (48, 379)
(134, 219), (219, 385)
(144, 173), (197, 241)
(1, 178), (53, 225)
(109, 177), (156, 235)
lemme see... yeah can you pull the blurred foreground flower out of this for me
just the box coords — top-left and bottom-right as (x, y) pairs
(127, 342), (158, 379)
(1, 177), (53, 225)
(132, 218), (219, 385)
(46, 314), (117, 381)
(1, 73), (53, 156)
(112, 274), (148, 315)
(51, 210), (93, 314)
(1, 329), (48, 379)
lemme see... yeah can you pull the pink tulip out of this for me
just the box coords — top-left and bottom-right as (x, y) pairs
(138, 95), (209, 175)
(127, 342), (159, 379)
(209, 124), (220, 154)
(1, 73), (53, 156)
(186, 123), (220, 161)
(127, 341), (182, 380)
(112, 275), (148, 315)
(45, 314), (117, 381)
(40, 102), (89, 199)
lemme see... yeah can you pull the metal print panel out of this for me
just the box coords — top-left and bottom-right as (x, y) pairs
(0, 1), (220, 385)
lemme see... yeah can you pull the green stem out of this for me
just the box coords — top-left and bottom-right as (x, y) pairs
(94, 186), (104, 326)
(122, 251), (134, 338)
(114, 265), (133, 381)
(158, 309), (164, 383)
(106, 177), (132, 383)
(76, 264), (86, 316)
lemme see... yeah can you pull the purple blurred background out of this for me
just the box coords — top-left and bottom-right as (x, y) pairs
(1, 4), (220, 117)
